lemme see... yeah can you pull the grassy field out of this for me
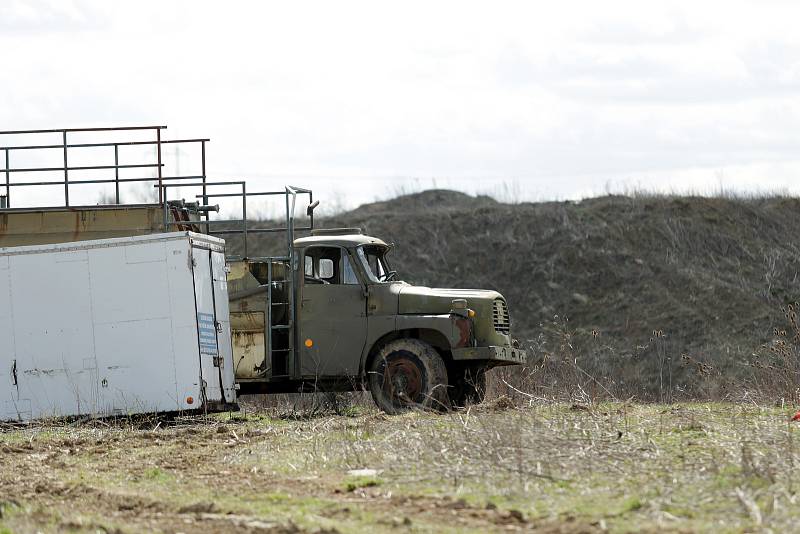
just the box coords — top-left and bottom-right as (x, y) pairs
(2, 399), (800, 533)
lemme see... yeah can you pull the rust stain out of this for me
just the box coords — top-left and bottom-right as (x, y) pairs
(230, 311), (264, 330)
(233, 331), (259, 347)
(72, 211), (81, 242)
(453, 316), (472, 348)
(232, 330), (268, 378)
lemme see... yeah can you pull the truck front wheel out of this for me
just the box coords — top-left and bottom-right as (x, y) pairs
(368, 339), (450, 414)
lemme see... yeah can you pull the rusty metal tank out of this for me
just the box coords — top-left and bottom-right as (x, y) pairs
(227, 260), (289, 379)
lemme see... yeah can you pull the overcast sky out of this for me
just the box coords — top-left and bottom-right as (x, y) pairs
(1, 0), (799, 212)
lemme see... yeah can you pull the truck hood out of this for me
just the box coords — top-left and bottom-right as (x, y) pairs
(398, 285), (502, 315)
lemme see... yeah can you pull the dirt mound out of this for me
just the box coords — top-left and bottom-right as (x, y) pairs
(243, 190), (800, 397)
(346, 189), (498, 218)
(331, 192), (800, 343)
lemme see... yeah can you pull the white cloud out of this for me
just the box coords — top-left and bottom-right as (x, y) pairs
(0, 0), (102, 32)
(1, 0), (799, 210)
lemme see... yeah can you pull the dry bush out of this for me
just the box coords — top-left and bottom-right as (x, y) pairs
(488, 312), (775, 405)
(240, 391), (376, 419)
(746, 303), (800, 405)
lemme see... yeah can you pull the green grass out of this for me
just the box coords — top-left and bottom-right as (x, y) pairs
(344, 476), (382, 492)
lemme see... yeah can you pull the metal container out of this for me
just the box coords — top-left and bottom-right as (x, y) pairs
(0, 231), (237, 421)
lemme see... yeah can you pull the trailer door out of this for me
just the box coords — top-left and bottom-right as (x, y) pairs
(211, 251), (236, 402)
(192, 247), (224, 403)
(0, 257), (22, 420)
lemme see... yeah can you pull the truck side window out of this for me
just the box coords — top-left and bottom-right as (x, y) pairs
(342, 253), (359, 285)
(305, 247), (352, 285)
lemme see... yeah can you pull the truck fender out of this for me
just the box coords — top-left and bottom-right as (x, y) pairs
(360, 314), (461, 375)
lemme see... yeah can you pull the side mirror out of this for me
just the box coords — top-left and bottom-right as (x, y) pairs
(307, 200), (320, 217)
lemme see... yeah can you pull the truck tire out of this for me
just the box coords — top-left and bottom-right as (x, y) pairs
(449, 367), (487, 408)
(368, 339), (450, 414)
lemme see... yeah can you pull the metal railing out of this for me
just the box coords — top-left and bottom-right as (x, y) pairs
(0, 125), (209, 207)
(0, 125), (316, 264)
(156, 182), (314, 261)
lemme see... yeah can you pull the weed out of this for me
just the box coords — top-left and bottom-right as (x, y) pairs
(620, 497), (643, 513)
(143, 467), (169, 481)
(344, 477), (382, 492)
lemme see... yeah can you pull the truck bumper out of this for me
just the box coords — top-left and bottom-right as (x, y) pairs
(452, 345), (527, 365)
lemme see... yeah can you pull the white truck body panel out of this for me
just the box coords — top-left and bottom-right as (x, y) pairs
(0, 232), (237, 421)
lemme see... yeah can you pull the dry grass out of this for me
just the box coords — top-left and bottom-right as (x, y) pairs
(2, 400), (800, 533)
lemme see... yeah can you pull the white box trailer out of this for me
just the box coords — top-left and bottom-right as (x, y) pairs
(0, 232), (237, 421)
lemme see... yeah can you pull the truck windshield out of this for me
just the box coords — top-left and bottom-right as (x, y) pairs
(357, 245), (397, 283)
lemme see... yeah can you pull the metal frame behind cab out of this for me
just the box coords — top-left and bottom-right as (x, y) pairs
(157, 181), (314, 262)
(158, 183), (315, 382)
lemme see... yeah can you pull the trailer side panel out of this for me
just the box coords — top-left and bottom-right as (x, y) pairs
(0, 232), (236, 421)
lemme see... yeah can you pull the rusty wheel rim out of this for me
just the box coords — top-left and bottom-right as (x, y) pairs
(383, 356), (423, 405)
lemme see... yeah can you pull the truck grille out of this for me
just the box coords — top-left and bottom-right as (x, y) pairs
(493, 298), (510, 335)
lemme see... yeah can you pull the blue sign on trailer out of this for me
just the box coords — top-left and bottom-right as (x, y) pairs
(197, 312), (219, 356)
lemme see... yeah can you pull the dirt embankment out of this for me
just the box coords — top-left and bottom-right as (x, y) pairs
(240, 190), (800, 398)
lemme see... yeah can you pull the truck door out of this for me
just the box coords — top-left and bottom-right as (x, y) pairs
(192, 246), (225, 403)
(298, 247), (367, 377)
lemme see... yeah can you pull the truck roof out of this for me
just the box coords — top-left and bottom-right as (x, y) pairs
(293, 233), (388, 248)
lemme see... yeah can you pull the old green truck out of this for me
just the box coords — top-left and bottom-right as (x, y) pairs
(0, 125), (526, 413)
(230, 227), (526, 413)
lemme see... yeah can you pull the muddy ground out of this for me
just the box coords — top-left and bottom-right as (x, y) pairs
(2, 400), (799, 533)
